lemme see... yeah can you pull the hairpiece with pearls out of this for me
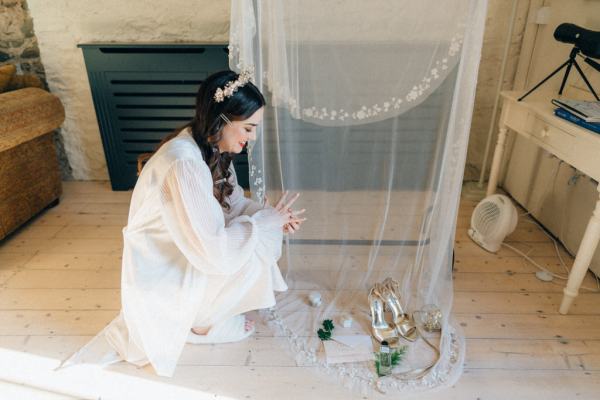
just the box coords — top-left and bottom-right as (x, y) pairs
(213, 67), (255, 103)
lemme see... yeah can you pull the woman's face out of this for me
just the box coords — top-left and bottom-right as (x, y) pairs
(218, 107), (264, 154)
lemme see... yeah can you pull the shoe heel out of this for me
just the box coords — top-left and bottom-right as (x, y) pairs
(381, 280), (418, 342)
(369, 285), (399, 345)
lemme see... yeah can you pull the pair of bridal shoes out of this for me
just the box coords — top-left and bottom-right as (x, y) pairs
(369, 278), (418, 344)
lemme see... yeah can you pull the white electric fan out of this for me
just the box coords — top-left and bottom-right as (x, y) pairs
(468, 194), (518, 253)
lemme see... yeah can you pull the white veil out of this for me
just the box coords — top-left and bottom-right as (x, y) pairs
(230, 0), (486, 394)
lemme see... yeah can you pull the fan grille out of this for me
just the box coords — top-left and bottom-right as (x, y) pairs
(472, 201), (501, 236)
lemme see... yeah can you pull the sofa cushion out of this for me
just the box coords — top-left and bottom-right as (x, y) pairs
(0, 87), (65, 152)
(0, 64), (16, 93)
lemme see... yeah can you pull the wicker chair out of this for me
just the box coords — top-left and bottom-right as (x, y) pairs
(0, 87), (65, 240)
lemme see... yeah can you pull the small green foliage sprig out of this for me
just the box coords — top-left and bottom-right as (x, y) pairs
(374, 346), (407, 377)
(317, 319), (335, 341)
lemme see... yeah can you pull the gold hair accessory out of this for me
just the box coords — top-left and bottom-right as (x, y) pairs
(213, 67), (254, 103)
(219, 113), (232, 125)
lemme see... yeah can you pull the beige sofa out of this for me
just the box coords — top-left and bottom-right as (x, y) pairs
(0, 87), (65, 240)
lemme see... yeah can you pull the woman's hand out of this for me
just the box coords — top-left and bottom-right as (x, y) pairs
(283, 208), (306, 234)
(264, 190), (307, 234)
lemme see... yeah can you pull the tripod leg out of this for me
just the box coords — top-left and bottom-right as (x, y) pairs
(573, 60), (600, 101)
(518, 59), (570, 101)
(558, 61), (574, 95)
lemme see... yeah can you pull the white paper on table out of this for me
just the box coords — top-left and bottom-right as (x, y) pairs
(322, 335), (374, 364)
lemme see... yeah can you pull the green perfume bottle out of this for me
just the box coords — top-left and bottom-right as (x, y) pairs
(378, 340), (392, 376)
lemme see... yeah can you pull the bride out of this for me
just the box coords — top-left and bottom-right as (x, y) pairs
(60, 70), (306, 377)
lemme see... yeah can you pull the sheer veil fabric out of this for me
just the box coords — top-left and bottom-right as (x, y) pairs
(230, 0), (487, 393)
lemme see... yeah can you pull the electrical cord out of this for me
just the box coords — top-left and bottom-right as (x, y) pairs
(556, 171), (600, 291)
(501, 242), (567, 280)
(499, 157), (600, 293)
(501, 233), (600, 293)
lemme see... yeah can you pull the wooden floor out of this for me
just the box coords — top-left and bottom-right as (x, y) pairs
(1, 181), (600, 399)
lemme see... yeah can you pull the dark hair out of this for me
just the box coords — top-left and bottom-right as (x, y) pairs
(155, 70), (265, 209)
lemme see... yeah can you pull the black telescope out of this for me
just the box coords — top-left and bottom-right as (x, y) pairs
(519, 23), (600, 101)
(554, 23), (600, 59)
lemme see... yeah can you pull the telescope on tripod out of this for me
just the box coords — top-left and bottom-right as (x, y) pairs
(519, 23), (600, 102)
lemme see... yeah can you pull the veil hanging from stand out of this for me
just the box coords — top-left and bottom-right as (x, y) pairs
(229, 0), (487, 393)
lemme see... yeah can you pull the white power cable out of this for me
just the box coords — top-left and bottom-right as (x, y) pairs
(523, 219), (571, 276)
(500, 242), (567, 280)
(499, 157), (600, 292)
(500, 241), (599, 292)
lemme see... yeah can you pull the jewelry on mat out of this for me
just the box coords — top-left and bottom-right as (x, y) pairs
(308, 291), (322, 307)
(413, 304), (443, 332)
(340, 313), (353, 328)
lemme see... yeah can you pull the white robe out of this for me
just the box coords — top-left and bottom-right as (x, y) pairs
(63, 127), (288, 377)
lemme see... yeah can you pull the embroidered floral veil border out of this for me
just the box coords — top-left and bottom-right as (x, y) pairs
(230, 0), (469, 127)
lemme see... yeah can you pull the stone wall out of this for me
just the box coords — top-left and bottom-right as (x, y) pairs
(26, 0), (230, 180)
(0, 0), (72, 179)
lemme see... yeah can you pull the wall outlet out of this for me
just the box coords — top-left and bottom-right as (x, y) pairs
(534, 6), (552, 25)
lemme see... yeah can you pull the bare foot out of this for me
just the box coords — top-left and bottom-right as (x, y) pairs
(191, 317), (254, 336)
(191, 326), (211, 335)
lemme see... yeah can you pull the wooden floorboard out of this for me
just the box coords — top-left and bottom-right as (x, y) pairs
(1, 181), (599, 399)
(0, 380), (77, 400)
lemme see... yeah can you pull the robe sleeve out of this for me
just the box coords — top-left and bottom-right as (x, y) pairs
(159, 158), (285, 276)
(224, 164), (264, 218)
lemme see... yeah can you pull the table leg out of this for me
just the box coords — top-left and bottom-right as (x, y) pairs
(559, 184), (600, 314)
(486, 126), (508, 197)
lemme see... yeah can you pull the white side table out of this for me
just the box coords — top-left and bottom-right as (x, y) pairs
(487, 91), (600, 314)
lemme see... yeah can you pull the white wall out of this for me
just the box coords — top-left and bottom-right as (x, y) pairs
(27, 0), (230, 180)
(466, 0), (530, 180)
(519, 0), (600, 99)
(502, 0), (600, 276)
